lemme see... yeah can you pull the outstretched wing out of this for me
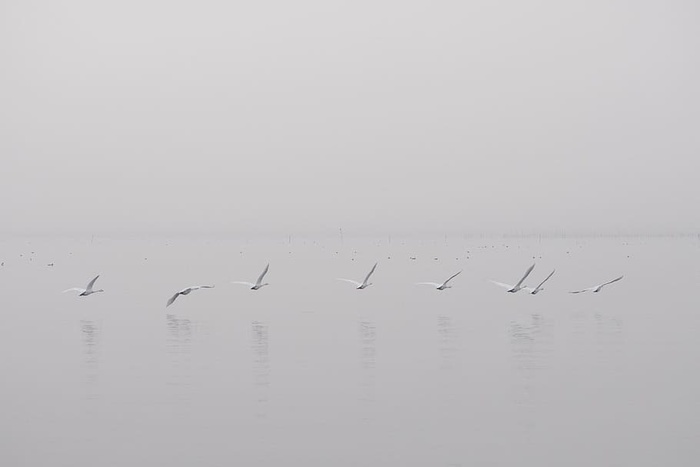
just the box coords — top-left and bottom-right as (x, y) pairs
(600, 275), (623, 288)
(231, 281), (255, 287)
(569, 288), (592, 294)
(362, 262), (378, 286)
(256, 264), (270, 286)
(85, 275), (100, 292)
(337, 278), (362, 287)
(490, 281), (513, 290)
(166, 292), (180, 307)
(62, 288), (85, 294)
(191, 285), (215, 291)
(514, 263), (535, 288)
(416, 282), (441, 287)
(442, 270), (462, 286)
(535, 269), (556, 290)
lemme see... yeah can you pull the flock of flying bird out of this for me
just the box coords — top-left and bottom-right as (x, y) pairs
(62, 262), (624, 307)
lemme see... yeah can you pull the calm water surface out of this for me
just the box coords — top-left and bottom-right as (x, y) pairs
(1, 236), (698, 466)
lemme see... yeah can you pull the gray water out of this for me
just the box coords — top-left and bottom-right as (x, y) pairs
(1, 236), (698, 466)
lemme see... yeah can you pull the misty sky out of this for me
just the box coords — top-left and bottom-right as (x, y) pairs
(1, 0), (698, 234)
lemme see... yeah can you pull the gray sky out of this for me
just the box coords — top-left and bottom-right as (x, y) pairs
(1, 0), (698, 235)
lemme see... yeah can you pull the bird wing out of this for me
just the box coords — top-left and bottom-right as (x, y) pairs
(535, 269), (556, 290)
(62, 288), (85, 293)
(166, 292), (180, 307)
(514, 263), (535, 287)
(337, 278), (362, 287)
(569, 287), (593, 294)
(232, 281), (255, 287)
(85, 275), (100, 292)
(491, 281), (513, 290)
(190, 285), (214, 291)
(599, 275), (623, 288)
(442, 270), (462, 286)
(416, 282), (441, 287)
(255, 264), (270, 286)
(362, 262), (378, 286)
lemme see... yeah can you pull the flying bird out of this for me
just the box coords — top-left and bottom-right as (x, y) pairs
(166, 285), (215, 307)
(232, 263), (270, 290)
(416, 270), (462, 290)
(570, 276), (623, 294)
(62, 275), (104, 296)
(338, 262), (378, 289)
(491, 263), (535, 293)
(525, 269), (556, 295)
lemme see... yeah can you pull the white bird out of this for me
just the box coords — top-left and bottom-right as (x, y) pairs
(416, 270), (462, 290)
(524, 269), (556, 295)
(570, 275), (623, 294)
(338, 262), (377, 289)
(232, 263), (270, 290)
(491, 263), (535, 293)
(166, 285), (215, 307)
(62, 275), (104, 296)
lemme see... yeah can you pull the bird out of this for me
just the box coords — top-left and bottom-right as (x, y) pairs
(416, 270), (462, 290)
(570, 276), (623, 293)
(524, 269), (556, 295)
(166, 285), (215, 307)
(62, 275), (104, 296)
(232, 263), (270, 290)
(491, 263), (535, 293)
(338, 262), (378, 289)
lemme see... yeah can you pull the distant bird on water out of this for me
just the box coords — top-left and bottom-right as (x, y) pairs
(232, 263), (270, 290)
(570, 276), (623, 293)
(166, 285), (215, 307)
(63, 275), (104, 296)
(491, 263), (535, 293)
(338, 262), (378, 289)
(525, 269), (556, 295)
(416, 270), (462, 290)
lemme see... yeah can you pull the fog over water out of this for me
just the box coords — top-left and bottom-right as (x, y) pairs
(1, 1), (699, 235)
(1, 235), (698, 466)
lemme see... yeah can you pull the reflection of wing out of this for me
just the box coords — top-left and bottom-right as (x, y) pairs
(166, 292), (180, 307)
(86, 275), (100, 292)
(600, 276), (623, 288)
(256, 264), (270, 286)
(362, 263), (378, 286)
(515, 264), (535, 287)
(337, 278), (362, 287)
(62, 288), (85, 294)
(491, 281), (513, 290)
(535, 269), (556, 290)
(443, 270), (462, 286)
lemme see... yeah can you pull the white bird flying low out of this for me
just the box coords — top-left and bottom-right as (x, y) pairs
(524, 269), (556, 295)
(338, 262), (378, 289)
(166, 285), (215, 307)
(232, 263), (270, 290)
(570, 275), (623, 293)
(416, 270), (462, 290)
(62, 275), (104, 296)
(491, 263), (535, 293)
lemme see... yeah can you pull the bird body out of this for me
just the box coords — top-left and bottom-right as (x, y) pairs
(232, 263), (270, 290)
(338, 262), (377, 289)
(63, 275), (104, 296)
(570, 276), (623, 294)
(491, 263), (535, 293)
(417, 270), (462, 290)
(166, 285), (214, 307)
(525, 269), (556, 295)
